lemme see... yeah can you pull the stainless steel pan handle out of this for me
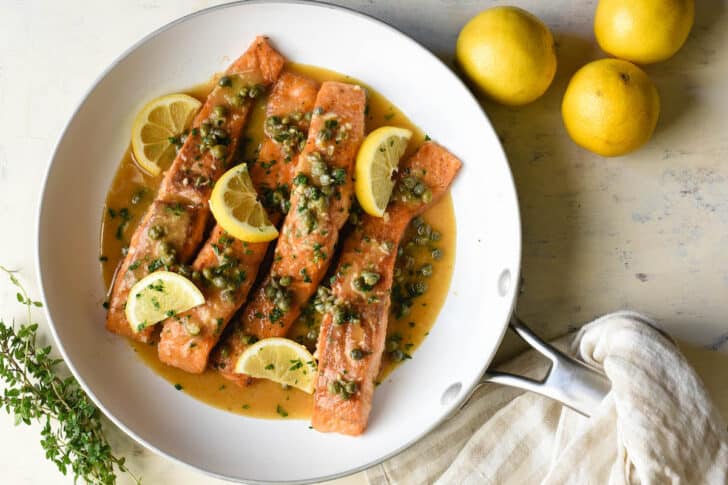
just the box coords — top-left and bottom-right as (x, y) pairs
(482, 317), (611, 416)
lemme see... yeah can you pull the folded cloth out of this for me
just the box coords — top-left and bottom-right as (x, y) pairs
(366, 312), (728, 485)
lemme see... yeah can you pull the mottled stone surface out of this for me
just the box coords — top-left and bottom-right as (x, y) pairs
(1, 1), (726, 483)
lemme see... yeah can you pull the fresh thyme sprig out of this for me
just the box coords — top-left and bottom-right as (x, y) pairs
(0, 266), (140, 484)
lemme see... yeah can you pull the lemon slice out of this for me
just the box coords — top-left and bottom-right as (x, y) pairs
(355, 126), (413, 217)
(209, 164), (278, 243)
(235, 338), (317, 393)
(125, 271), (204, 333)
(131, 93), (202, 176)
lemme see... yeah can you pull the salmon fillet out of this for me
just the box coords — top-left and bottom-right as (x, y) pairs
(156, 72), (319, 373)
(213, 81), (367, 383)
(311, 142), (461, 435)
(106, 37), (285, 343)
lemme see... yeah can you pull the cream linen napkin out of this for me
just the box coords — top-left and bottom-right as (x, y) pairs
(366, 312), (728, 485)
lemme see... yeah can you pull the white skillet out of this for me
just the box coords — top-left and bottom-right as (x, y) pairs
(38, 2), (606, 483)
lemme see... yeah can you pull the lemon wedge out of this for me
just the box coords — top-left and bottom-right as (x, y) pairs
(235, 338), (317, 393)
(131, 93), (201, 176)
(125, 271), (204, 333)
(209, 164), (278, 243)
(355, 126), (412, 217)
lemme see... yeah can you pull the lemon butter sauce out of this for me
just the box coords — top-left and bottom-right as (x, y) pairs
(100, 64), (455, 419)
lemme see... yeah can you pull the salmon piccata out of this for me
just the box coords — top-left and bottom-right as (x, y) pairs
(156, 72), (319, 373)
(311, 142), (461, 435)
(212, 81), (366, 383)
(106, 37), (285, 343)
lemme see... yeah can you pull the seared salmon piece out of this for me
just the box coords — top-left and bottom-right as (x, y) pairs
(105, 201), (208, 342)
(157, 73), (319, 373)
(213, 82), (366, 383)
(311, 142), (461, 435)
(158, 36), (286, 205)
(106, 37), (285, 342)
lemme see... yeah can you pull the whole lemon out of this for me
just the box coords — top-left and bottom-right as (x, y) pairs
(595, 0), (694, 64)
(562, 59), (660, 157)
(456, 6), (557, 106)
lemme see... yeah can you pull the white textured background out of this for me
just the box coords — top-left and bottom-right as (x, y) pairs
(1, 0), (727, 483)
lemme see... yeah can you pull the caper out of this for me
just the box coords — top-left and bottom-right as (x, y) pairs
(431, 248), (443, 260)
(350, 348), (364, 360)
(416, 224), (431, 237)
(412, 216), (424, 228)
(411, 281), (427, 296)
(212, 276), (227, 288)
(213, 105), (227, 118)
(231, 94), (244, 108)
(211, 144), (228, 159)
(218, 75), (232, 87)
(352, 277), (367, 293)
(278, 276), (292, 287)
(328, 380), (341, 395)
(202, 267), (213, 280)
(184, 321), (201, 336)
(148, 225), (165, 240)
(390, 349), (405, 362)
(319, 174), (332, 186)
(248, 85), (260, 98)
(311, 160), (326, 176)
(318, 129), (332, 141)
(333, 306), (346, 325)
(344, 381), (358, 395)
(386, 340), (398, 353)
(276, 297), (291, 312)
(420, 264), (433, 277)
(239, 87), (249, 98)
(177, 264), (192, 277)
(191, 270), (201, 280)
(211, 128), (228, 141)
(223, 246), (233, 256)
(422, 189), (432, 203)
(403, 177), (416, 189)
(221, 289), (234, 301)
(308, 151), (323, 163)
(413, 182), (426, 196)
(430, 230), (442, 242)
(199, 122), (211, 137)
(306, 328), (318, 341)
(158, 240), (172, 256)
(361, 271), (381, 286)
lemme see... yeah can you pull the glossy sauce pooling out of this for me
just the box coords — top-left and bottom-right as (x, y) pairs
(101, 64), (456, 420)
